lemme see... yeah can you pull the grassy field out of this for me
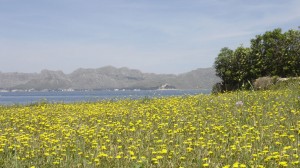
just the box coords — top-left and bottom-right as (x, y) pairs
(0, 86), (299, 167)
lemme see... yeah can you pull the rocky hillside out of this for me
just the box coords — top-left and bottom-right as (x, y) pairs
(0, 66), (220, 90)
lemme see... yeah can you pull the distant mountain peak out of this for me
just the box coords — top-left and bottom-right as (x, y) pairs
(0, 66), (220, 90)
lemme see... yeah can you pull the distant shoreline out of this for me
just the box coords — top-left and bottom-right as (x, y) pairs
(0, 89), (211, 105)
(0, 88), (211, 93)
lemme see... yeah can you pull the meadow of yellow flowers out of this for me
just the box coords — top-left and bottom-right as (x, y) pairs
(0, 88), (299, 167)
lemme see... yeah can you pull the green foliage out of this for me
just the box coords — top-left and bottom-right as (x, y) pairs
(250, 28), (300, 77)
(214, 27), (300, 92)
(214, 47), (235, 90)
(214, 46), (252, 91)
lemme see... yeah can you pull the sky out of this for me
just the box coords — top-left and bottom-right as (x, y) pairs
(0, 0), (300, 74)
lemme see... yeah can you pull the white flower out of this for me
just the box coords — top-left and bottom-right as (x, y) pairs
(236, 101), (243, 107)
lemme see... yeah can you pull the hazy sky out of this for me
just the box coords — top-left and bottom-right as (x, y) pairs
(1, 0), (300, 74)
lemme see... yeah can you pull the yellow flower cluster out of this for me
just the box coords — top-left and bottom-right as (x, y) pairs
(0, 88), (299, 167)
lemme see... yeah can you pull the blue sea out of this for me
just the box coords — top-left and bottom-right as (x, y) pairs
(0, 90), (210, 105)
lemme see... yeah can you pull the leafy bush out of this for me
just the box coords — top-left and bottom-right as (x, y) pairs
(214, 28), (300, 92)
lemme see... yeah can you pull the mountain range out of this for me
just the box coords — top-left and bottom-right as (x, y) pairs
(0, 66), (220, 91)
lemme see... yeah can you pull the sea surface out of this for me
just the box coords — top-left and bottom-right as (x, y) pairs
(0, 90), (210, 105)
